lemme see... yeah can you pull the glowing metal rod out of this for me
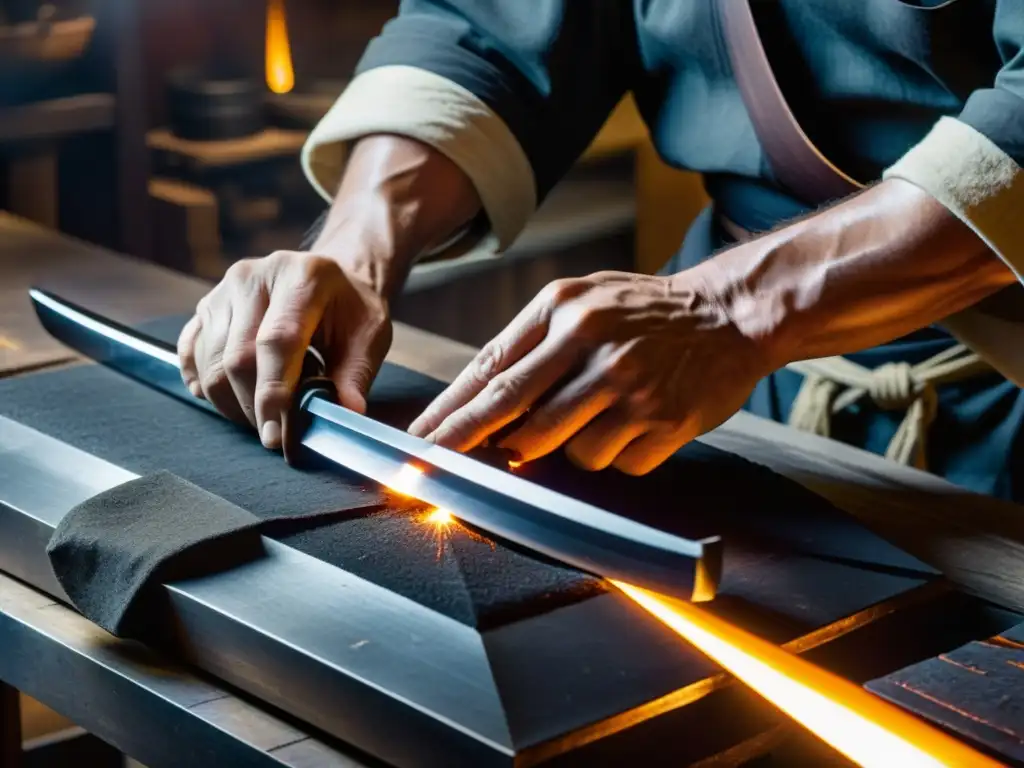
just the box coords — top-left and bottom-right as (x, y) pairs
(613, 581), (1001, 768)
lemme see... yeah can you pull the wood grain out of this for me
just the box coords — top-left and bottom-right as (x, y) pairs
(867, 621), (1024, 763)
(701, 413), (1024, 614)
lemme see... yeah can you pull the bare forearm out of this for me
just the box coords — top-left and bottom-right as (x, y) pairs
(309, 135), (482, 301)
(698, 178), (1017, 368)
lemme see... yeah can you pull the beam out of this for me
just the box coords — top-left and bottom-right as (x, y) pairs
(702, 412), (1024, 613)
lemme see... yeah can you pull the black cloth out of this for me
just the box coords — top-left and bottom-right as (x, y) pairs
(47, 471), (266, 637)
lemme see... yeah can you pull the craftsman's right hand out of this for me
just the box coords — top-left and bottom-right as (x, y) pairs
(177, 250), (392, 450)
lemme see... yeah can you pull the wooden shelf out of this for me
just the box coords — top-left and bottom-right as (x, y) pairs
(0, 94), (115, 145)
(147, 127), (308, 173)
(0, 16), (95, 64)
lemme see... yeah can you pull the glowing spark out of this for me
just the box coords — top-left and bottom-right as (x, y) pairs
(613, 581), (1000, 768)
(425, 508), (454, 527)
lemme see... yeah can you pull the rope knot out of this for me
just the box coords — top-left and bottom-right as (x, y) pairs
(867, 362), (921, 410)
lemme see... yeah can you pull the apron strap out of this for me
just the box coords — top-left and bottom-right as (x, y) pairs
(715, 2), (996, 468)
(715, 0), (862, 205)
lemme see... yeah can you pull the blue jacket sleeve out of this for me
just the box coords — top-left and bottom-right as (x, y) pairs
(957, 0), (1024, 164)
(356, 0), (639, 204)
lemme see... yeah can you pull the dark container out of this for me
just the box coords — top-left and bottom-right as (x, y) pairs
(166, 69), (264, 142)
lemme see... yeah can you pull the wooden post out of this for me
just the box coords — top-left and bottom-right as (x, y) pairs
(1, 681), (23, 768)
(6, 149), (58, 229)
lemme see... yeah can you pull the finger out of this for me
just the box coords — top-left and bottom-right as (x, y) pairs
(408, 287), (559, 438)
(497, 368), (618, 462)
(564, 409), (649, 471)
(254, 274), (333, 449)
(177, 315), (203, 398)
(611, 421), (699, 476)
(328, 323), (390, 414)
(194, 300), (251, 424)
(221, 287), (269, 428)
(425, 333), (579, 453)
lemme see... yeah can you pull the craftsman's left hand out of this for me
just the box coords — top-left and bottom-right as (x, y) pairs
(408, 271), (773, 475)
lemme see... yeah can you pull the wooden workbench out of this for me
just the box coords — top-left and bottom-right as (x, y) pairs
(0, 212), (1021, 766)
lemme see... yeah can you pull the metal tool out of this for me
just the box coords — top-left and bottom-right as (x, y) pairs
(29, 287), (723, 601)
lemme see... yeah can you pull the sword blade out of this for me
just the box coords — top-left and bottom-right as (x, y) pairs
(29, 287), (723, 601)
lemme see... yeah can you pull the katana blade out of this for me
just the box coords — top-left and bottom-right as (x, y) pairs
(30, 287), (723, 601)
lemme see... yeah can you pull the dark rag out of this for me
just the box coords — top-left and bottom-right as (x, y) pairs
(47, 471), (265, 637)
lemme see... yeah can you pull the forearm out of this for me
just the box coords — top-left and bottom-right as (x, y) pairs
(308, 134), (481, 301)
(698, 178), (1018, 368)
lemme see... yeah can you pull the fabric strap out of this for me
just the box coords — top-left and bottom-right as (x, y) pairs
(715, 0), (862, 205)
(715, 0), (994, 469)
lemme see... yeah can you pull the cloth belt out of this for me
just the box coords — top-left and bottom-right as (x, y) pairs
(718, 215), (994, 470)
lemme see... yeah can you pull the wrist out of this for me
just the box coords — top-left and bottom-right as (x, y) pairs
(680, 235), (801, 374)
(308, 189), (417, 302)
(308, 134), (481, 302)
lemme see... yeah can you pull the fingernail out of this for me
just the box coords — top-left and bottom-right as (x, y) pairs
(261, 420), (281, 448)
(185, 379), (202, 398)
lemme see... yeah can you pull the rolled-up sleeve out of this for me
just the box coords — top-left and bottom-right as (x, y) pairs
(882, 2), (1024, 384)
(302, 1), (636, 252)
(883, 1), (1024, 277)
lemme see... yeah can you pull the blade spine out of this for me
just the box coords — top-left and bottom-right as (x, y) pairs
(30, 287), (179, 368)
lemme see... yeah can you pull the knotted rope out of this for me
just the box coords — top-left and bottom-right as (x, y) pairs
(785, 344), (991, 469)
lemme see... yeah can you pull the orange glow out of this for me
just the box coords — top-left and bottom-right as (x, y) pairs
(265, 0), (294, 94)
(385, 460), (991, 765)
(613, 581), (1000, 768)
(425, 508), (454, 527)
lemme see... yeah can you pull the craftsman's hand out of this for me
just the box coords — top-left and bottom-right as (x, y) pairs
(177, 251), (391, 449)
(408, 271), (774, 475)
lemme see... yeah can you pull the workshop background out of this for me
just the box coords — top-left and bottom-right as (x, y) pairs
(0, 0), (716, 760)
(18, 0), (1006, 766)
(0, 0), (711, 346)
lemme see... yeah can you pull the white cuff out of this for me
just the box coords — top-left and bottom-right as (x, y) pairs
(883, 116), (1024, 278)
(301, 65), (536, 253)
(885, 117), (1024, 385)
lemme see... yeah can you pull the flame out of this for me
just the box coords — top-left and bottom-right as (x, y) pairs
(265, 0), (294, 94)
(613, 582), (1000, 768)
